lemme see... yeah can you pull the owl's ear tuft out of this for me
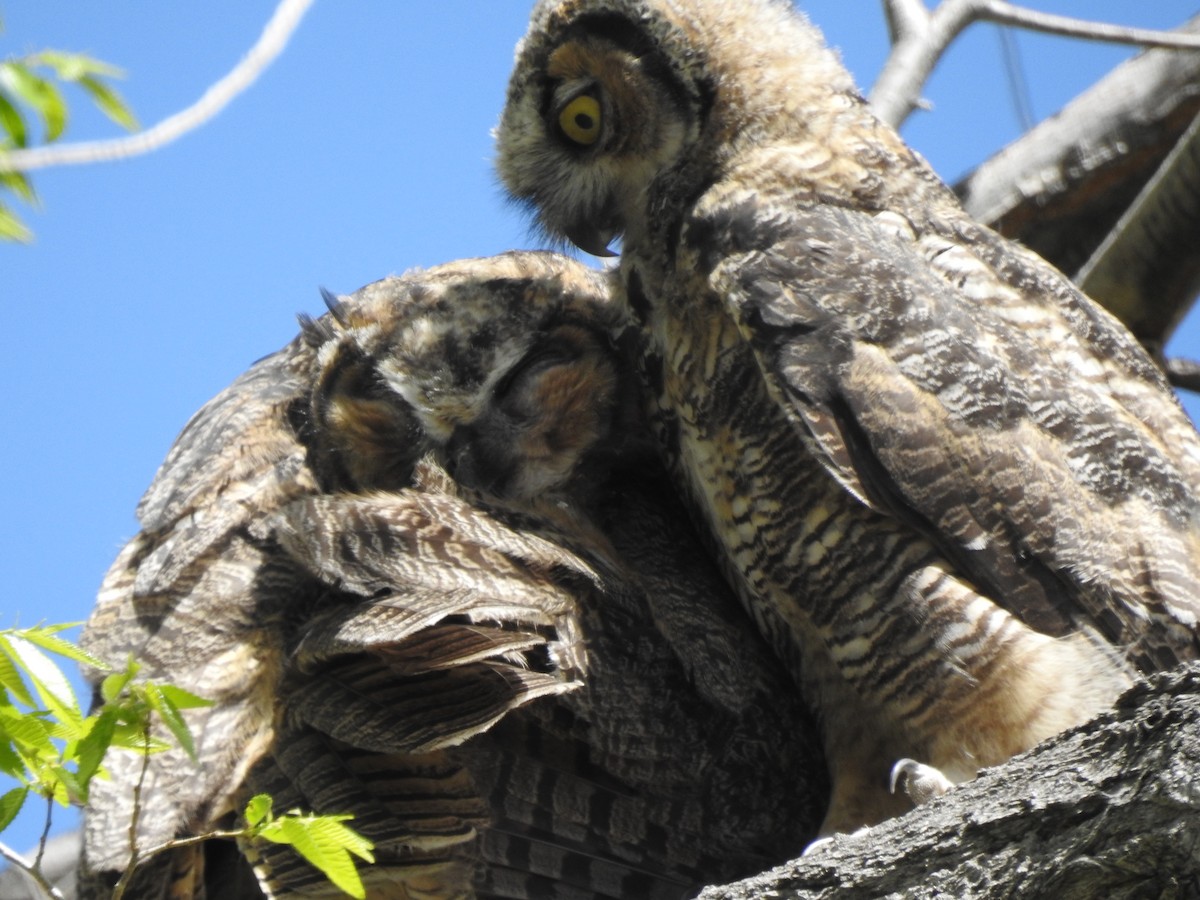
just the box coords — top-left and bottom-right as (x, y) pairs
(320, 287), (351, 325)
(298, 312), (336, 348)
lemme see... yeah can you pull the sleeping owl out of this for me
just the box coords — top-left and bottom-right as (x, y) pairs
(79, 251), (824, 898)
(496, 0), (1200, 834)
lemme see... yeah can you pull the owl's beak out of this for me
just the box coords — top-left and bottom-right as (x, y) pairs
(565, 221), (618, 258)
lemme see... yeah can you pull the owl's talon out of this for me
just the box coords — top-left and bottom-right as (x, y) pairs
(890, 758), (954, 806)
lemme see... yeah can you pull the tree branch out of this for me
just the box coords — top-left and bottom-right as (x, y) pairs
(955, 15), (1200, 347)
(700, 663), (1200, 898)
(0, 840), (65, 900)
(871, 1), (1200, 128)
(0, 0), (314, 174)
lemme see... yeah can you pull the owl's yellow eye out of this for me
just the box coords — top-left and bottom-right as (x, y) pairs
(558, 94), (602, 146)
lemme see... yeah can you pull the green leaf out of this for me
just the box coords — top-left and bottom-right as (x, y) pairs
(0, 704), (54, 755)
(73, 709), (118, 797)
(33, 50), (124, 82)
(77, 75), (138, 132)
(100, 656), (139, 703)
(47, 762), (82, 805)
(0, 90), (27, 148)
(0, 63), (67, 142)
(0, 170), (36, 205)
(155, 684), (211, 711)
(0, 642), (34, 707)
(142, 681), (197, 760)
(19, 625), (106, 671)
(0, 200), (32, 242)
(0, 785), (28, 832)
(0, 731), (25, 779)
(244, 793), (272, 828)
(263, 814), (374, 900)
(2, 635), (82, 731)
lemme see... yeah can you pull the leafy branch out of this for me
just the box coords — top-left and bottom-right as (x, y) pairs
(0, 624), (374, 899)
(0, 42), (138, 241)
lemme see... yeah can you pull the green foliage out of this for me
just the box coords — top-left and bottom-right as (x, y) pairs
(0, 26), (139, 242)
(0, 626), (373, 898)
(244, 795), (376, 899)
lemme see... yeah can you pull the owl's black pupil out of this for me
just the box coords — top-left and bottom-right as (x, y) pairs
(574, 112), (595, 131)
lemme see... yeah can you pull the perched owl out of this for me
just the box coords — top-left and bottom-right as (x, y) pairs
(79, 250), (824, 898)
(496, 0), (1200, 834)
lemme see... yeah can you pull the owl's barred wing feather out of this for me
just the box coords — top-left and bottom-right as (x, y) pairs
(701, 196), (1200, 668)
(261, 489), (592, 756)
(240, 724), (488, 899)
(138, 340), (317, 534)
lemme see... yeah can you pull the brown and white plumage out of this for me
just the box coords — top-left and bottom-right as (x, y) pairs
(496, 0), (1200, 833)
(79, 251), (824, 898)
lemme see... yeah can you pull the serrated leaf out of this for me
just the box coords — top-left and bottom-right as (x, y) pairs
(265, 815), (373, 900)
(107, 720), (170, 754)
(0, 643), (34, 707)
(1, 63), (67, 142)
(19, 626), (106, 671)
(142, 682), (196, 759)
(0, 734), (25, 779)
(77, 75), (137, 132)
(47, 763), (82, 805)
(0, 700), (54, 754)
(3, 635), (81, 731)
(0, 201), (31, 242)
(73, 709), (118, 797)
(0, 785), (28, 832)
(0, 90), (26, 148)
(244, 793), (272, 828)
(156, 683), (211, 711)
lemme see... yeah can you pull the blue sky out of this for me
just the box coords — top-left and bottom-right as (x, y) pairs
(3, 1), (1198, 860)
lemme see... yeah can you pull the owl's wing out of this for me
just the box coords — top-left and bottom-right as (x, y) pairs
(261, 487), (592, 754)
(704, 199), (1200, 668)
(79, 339), (322, 888)
(131, 338), (319, 596)
(239, 723), (488, 899)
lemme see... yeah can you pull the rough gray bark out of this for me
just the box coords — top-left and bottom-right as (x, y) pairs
(955, 15), (1200, 350)
(699, 663), (1200, 899)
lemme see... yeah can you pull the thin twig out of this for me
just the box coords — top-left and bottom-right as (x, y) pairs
(33, 794), (53, 871)
(0, 839), (66, 900)
(997, 27), (1034, 131)
(977, 1), (1200, 51)
(111, 720), (155, 900)
(871, 0), (1200, 127)
(0, 0), (315, 173)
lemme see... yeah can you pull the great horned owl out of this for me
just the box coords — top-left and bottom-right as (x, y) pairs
(80, 251), (824, 898)
(495, 0), (1200, 834)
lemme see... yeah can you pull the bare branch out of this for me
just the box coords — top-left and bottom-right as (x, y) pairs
(956, 16), (1200, 346)
(880, 0), (931, 45)
(871, 0), (1200, 128)
(701, 664), (1200, 899)
(1166, 357), (1200, 395)
(1076, 110), (1200, 343)
(0, 840), (66, 900)
(977, 1), (1200, 51)
(0, 0), (314, 174)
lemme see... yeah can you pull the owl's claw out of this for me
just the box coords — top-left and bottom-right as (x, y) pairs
(889, 758), (954, 806)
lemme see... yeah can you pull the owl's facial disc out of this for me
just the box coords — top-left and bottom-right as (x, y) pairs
(499, 22), (696, 259)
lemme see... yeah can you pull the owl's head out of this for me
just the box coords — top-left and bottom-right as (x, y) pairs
(305, 251), (637, 502)
(495, 0), (855, 256)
